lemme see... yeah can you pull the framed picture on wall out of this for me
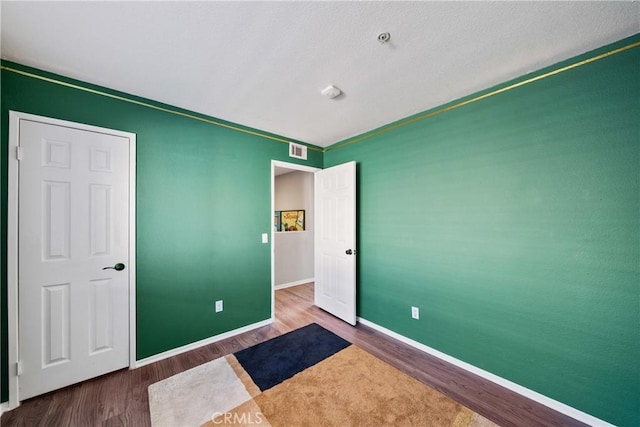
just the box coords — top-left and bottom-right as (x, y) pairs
(280, 210), (305, 231)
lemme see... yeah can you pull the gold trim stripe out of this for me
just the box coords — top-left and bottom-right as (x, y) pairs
(0, 65), (323, 153)
(4, 39), (638, 155)
(325, 40), (640, 153)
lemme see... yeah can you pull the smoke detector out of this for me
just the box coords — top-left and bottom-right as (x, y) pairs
(321, 85), (342, 99)
(377, 32), (391, 44)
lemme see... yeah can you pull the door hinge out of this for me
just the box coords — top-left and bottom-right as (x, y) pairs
(16, 146), (23, 161)
(16, 361), (23, 376)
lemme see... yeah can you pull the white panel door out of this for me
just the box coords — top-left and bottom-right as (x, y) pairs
(314, 161), (356, 325)
(18, 119), (130, 400)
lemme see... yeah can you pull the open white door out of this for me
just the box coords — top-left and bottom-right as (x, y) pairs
(16, 116), (132, 400)
(314, 161), (356, 325)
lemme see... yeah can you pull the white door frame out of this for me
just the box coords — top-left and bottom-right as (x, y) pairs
(6, 111), (137, 408)
(270, 160), (319, 319)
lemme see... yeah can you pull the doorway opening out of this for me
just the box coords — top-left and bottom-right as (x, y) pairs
(270, 161), (319, 320)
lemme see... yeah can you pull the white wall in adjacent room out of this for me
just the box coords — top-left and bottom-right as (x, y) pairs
(274, 171), (314, 287)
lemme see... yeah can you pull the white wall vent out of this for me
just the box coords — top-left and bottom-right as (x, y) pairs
(289, 142), (307, 160)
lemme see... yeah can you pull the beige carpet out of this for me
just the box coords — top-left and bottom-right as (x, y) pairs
(150, 344), (498, 427)
(148, 356), (252, 427)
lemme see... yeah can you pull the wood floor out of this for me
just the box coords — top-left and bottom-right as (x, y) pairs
(2, 283), (585, 427)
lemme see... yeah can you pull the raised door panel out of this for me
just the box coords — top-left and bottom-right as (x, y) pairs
(42, 181), (71, 261)
(89, 279), (113, 354)
(90, 185), (112, 257)
(41, 283), (71, 367)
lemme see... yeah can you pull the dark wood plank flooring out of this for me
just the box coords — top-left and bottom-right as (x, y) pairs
(2, 283), (586, 426)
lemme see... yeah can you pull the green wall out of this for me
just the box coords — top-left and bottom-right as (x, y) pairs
(0, 62), (322, 401)
(325, 35), (639, 426)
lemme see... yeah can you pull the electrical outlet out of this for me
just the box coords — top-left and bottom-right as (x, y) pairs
(215, 300), (223, 313)
(411, 306), (419, 320)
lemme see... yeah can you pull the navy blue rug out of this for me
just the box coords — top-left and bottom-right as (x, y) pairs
(234, 323), (350, 391)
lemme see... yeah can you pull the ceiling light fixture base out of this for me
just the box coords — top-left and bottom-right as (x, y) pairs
(321, 85), (342, 99)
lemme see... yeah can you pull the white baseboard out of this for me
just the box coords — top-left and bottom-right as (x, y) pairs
(357, 317), (613, 427)
(274, 278), (314, 290)
(1, 401), (8, 415)
(133, 319), (273, 368)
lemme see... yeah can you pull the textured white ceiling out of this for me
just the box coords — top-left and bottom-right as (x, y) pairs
(1, 2), (638, 147)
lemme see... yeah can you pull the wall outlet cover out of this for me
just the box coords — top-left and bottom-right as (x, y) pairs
(215, 300), (223, 313)
(411, 306), (419, 319)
